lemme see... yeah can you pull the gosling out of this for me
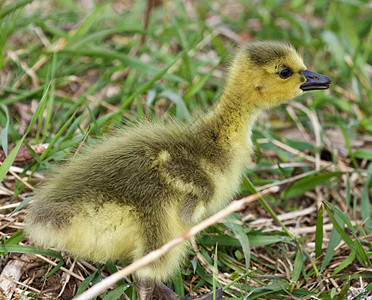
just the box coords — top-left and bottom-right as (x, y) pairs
(25, 41), (331, 299)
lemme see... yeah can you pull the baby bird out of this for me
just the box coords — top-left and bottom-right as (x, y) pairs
(25, 41), (331, 299)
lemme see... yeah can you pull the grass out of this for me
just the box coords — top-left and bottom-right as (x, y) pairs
(0, 0), (371, 299)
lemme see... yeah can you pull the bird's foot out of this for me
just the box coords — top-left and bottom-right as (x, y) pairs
(153, 281), (180, 299)
(137, 279), (179, 300)
(136, 279), (156, 300)
(136, 279), (223, 300)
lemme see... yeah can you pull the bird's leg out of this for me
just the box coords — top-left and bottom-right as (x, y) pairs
(136, 278), (156, 300)
(153, 281), (180, 299)
(136, 279), (223, 300)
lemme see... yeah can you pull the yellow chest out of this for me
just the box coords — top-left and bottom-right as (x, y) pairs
(199, 139), (252, 221)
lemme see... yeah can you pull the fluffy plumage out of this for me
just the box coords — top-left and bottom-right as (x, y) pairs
(25, 41), (331, 299)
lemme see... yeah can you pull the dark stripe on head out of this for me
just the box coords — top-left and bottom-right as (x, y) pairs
(244, 41), (293, 66)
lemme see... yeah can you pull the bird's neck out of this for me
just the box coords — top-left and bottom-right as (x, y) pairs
(196, 86), (262, 146)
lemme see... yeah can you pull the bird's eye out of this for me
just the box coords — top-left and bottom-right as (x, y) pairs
(279, 68), (293, 79)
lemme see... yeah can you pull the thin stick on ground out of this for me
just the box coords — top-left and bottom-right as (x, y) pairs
(74, 186), (280, 300)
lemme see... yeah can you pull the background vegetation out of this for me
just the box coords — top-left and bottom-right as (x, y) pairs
(0, 0), (371, 299)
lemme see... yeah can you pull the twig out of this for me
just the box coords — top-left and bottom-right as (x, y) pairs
(13, 279), (41, 293)
(34, 254), (85, 281)
(74, 186), (279, 300)
(58, 258), (76, 297)
(257, 138), (349, 171)
(0, 254), (29, 300)
(255, 169), (319, 192)
(7, 169), (34, 190)
(0, 202), (24, 211)
(286, 105), (311, 143)
(191, 236), (213, 275)
(9, 166), (44, 179)
(7, 51), (39, 89)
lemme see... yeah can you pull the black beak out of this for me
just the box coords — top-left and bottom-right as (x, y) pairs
(300, 69), (331, 91)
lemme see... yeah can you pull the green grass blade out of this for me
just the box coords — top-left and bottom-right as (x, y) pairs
(105, 261), (126, 287)
(200, 233), (292, 248)
(0, 244), (62, 258)
(321, 211), (343, 272)
(0, 83), (49, 183)
(119, 50), (186, 111)
(303, 247), (320, 277)
(222, 270), (254, 292)
(242, 175), (295, 239)
(361, 163), (372, 234)
(25, 83), (51, 136)
(0, 103), (10, 155)
(283, 171), (344, 199)
(224, 214), (251, 269)
(76, 270), (99, 296)
(332, 250), (356, 276)
(39, 111), (77, 161)
(242, 175), (258, 194)
(258, 197), (295, 240)
(315, 205), (324, 258)
(183, 46), (231, 100)
(2, 230), (25, 245)
(323, 199), (357, 236)
(346, 173), (351, 210)
(0, 244), (64, 278)
(68, 3), (108, 45)
(323, 200), (370, 266)
(0, 136), (25, 183)
(0, 0), (32, 19)
(173, 270), (185, 297)
(353, 149), (372, 160)
(9, 196), (33, 216)
(43, 56), (57, 143)
(34, 90), (48, 144)
(23, 139), (43, 164)
(213, 244), (219, 300)
(338, 278), (350, 299)
(338, 120), (359, 168)
(135, 98), (145, 120)
(291, 245), (303, 282)
(1, 87), (44, 106)
(58, 48), (186, 84)
(159, 90), (191, 121)
(102, 285), (129, 300)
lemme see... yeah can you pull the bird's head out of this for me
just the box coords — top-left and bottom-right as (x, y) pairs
(225, 41), (331, 109)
